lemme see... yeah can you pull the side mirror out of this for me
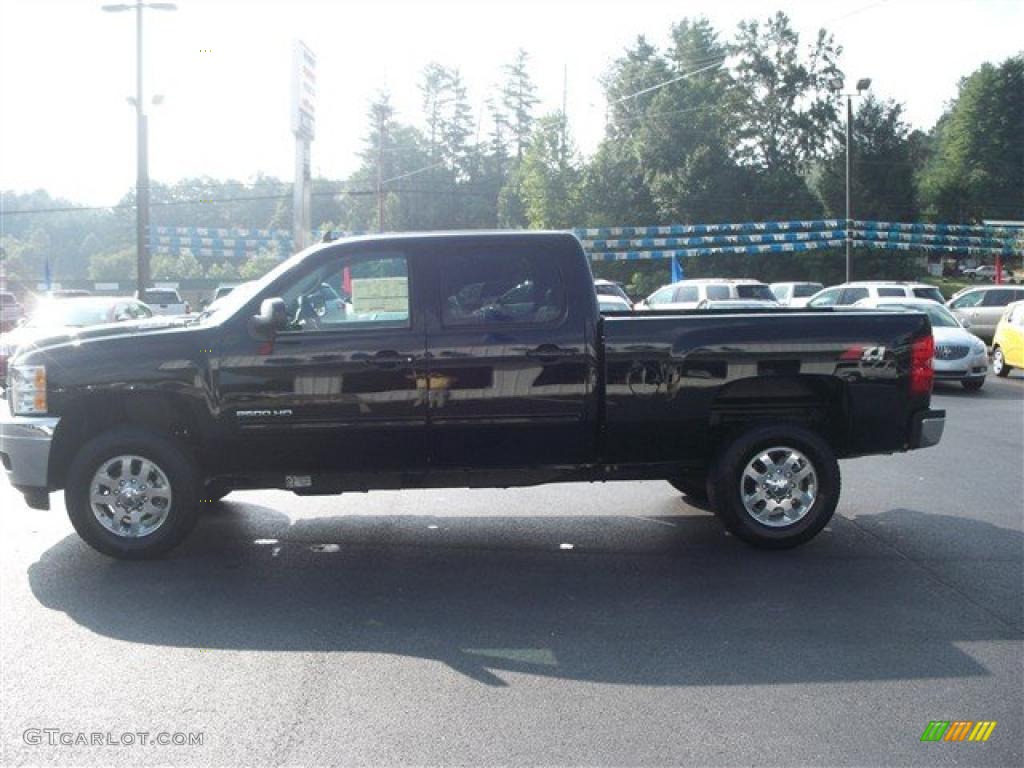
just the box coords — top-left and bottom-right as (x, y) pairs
(249, 297), (288, 338)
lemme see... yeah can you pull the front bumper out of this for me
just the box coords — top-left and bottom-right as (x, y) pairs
(934, 349), (988, 381)
(0, 398), (59, 507)
(909, 409), (946, 449)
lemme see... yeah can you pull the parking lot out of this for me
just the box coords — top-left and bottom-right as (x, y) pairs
(1, 374), (1021, 766)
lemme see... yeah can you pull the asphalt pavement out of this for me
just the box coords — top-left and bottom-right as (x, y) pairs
(1, 375), (1022, 766)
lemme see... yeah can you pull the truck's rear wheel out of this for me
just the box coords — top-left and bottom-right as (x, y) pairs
(65, 426), (201, 559)
(708, 425), (839, 549)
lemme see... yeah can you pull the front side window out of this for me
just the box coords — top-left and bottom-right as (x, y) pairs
(705, 285), (730, 300)
(950, 290), (984, 309)
(441, 251), (564, 327)
(674, 285), (700, 302)
(839, 287), (870, 304)
(279, 251), (410, 332)
(647, 287), (674, 306)
(808, 288), (841, 307)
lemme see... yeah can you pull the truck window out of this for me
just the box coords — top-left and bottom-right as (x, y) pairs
(441, 251), (565, 327)
(279, 251), (410, 331)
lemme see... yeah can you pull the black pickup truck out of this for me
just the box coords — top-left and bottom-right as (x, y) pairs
(1, 232), (944, 558)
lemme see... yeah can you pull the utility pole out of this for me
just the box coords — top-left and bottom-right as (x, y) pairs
(845, 93), (852, 283)
(102, 1), (177, 296)
(377, 110), (385, 233)
(291, 41), (316, 252)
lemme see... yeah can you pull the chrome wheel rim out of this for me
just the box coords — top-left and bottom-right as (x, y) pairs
(992, 349), (1004, 375)
(740, 446), (817, 528)
(89, 455), (173, 538)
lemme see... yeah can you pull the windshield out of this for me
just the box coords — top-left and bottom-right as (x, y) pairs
(25, 300), (115, 327)
(196, 250), (305, 322)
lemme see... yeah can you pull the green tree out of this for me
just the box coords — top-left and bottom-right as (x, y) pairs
(501, 49), (540, 161)
(239, 249), (282, 280)
(205, 261), (241, 281)
(88, 248), (137, 281)
(728, 12), (843, 173)
(815, 95), (920, 221)
(516, 113), (584, 228)
(151, 249), (203, 280)
(918, 54), (1024, 221)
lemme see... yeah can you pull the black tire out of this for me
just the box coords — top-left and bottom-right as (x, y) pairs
(65, 426), (201, 559)
(668, 474), (709, 502)
(708, 424), (840, 549)
(992, 347), (1011, 378)
(961, 378), (985, 391)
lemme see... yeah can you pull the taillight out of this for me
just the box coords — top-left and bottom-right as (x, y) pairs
(910, 334), (934, 397)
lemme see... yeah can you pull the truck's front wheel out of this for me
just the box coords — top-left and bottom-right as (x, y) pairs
(709, 425), (840, 549)
(65, 426), (201, 559)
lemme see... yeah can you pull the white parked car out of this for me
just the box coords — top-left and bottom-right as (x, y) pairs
(696, 299), (780, 310)
(807, 281), (945, 308)
(137, 288), (191, 316)
(594, 279), (632, 307)
(853, 297), (988, 391)
(770, 282), (824, 307)
(597, 295), (633, 313)
(963, 265), (1018, 283)
(636, 279), (778, 310)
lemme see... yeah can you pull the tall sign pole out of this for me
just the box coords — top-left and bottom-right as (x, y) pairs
(291, 40), (316, 253)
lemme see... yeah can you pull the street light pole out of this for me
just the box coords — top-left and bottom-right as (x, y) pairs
(102, 2), (176, 295)
(845, 93), (852, 283)
(828, 76), (871, 283)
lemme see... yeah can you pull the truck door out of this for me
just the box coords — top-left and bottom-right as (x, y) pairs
(213, 246), (427, 477)
(422, 238), (592, 469)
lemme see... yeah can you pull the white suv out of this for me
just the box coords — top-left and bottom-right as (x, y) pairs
(637, 279), (778, 310)
(806, 281), (945, 308)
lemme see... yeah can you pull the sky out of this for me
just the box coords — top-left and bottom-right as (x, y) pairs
(0, 0), (1021, 207)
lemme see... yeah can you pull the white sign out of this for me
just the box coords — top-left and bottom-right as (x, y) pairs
(291, 40), (317, 140)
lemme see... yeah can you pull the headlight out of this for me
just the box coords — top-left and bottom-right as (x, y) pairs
(10, 364), (47, 415)
(973, 339), (987, 354)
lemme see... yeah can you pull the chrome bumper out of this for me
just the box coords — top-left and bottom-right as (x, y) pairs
(909, 409), (945, 449)
(0, 399), (60, 492)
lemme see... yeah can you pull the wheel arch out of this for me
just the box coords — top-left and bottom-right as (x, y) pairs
(49, 392), (203, 491)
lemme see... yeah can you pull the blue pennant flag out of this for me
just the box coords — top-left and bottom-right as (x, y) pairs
(670, 256), (684, 282)
(43, 256), (52, 291)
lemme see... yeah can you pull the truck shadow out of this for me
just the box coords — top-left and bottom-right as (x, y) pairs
(27, 502), (1022, 688)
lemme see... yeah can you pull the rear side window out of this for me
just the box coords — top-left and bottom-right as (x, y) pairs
(673, 285), (700, 302)
(705, 285), (730, 300)
(736, 284), (775, 300)
(913, 287), (945, 302)
(982, 289), (1015, 307)
(441, 251), (565, 327)
(877, 287), (906, 297)
(141, 290), (180, 304)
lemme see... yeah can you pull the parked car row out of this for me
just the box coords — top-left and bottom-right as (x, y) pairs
(595, 275), (1024, 391)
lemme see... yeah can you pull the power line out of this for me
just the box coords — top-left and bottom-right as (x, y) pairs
(612, 57), (727, 105)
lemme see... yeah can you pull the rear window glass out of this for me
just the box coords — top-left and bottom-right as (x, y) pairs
(705, 285), (730, 300)
(673, 285), (699, 302)
(736, 284), (775, 300)
(141, 290), (181, 304)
